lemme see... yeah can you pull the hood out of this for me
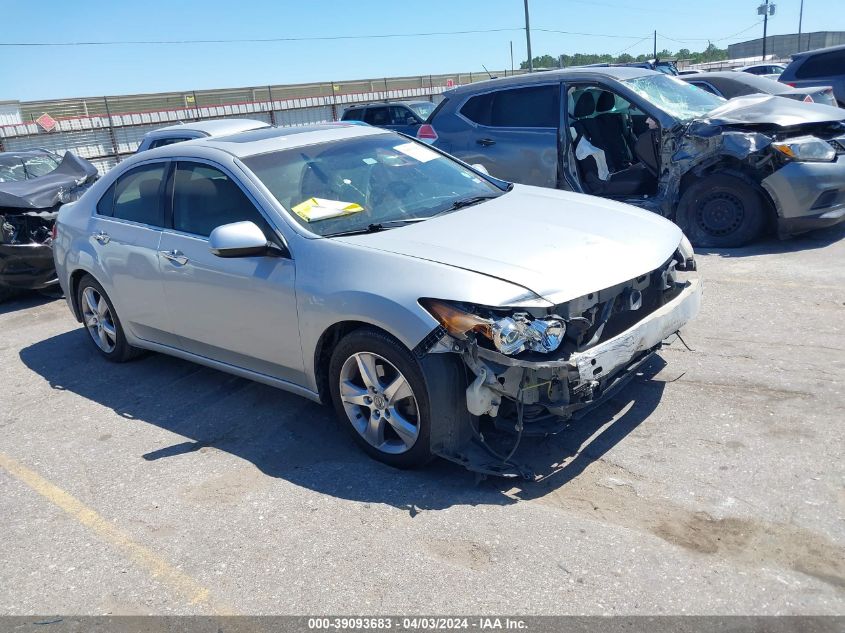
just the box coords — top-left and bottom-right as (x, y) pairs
(689, 94), (845, 136)
(336, 185), (682, 305)
(0, 152), (98, 210)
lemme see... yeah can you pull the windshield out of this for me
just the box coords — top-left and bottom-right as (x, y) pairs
(623, 74), (726, 121)
(0, 153), (59, 182)
(243, 134), (503, 237)
(0, 156), (26, 183)
(409, 102), (436, 120)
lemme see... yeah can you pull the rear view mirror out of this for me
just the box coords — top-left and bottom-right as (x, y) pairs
(209, 221), (270, 258)
(406, 117), (419, 126)
(471, 163), (490, 175)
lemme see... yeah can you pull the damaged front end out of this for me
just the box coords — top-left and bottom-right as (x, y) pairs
(0, 209), (61, 291)
(0, 151), (98, 294)
(419, 244), (701, 478)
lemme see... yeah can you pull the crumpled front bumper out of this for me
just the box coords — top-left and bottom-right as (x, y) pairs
(762, 155), (845, 236)
(570, 277), (702, 386)
(465, 277), (702, 419)
(0, 243), (58, 291)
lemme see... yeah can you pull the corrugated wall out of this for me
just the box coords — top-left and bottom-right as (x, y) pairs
(1, 70), (525, 174)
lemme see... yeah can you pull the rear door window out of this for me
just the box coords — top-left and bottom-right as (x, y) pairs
(461, 85), (559, 128)
(171, 162), (270, 237)
(364, 107), (390, 126)
(342, 109), (364, 121)
(109, 163), (167, 226)
(149, 137), (192, 149)
(795, 50), (845, 79)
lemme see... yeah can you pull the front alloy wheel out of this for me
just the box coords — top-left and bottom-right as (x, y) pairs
(338, 351), (420, 455)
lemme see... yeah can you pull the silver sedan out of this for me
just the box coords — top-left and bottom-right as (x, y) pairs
(53, 124), (701, 475)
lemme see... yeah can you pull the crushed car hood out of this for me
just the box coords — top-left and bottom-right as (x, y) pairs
(688, 94), (845, 136)
(0, 152), (98, 210)
(336, 184), (682, 305)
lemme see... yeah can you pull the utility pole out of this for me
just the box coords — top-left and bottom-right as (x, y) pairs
(510, 40), (514, 74)
(762, 0), (769, 59)
(653, 30), (657, 60)
(758, 1), (775, 59)
(797, 0), (804, 52)
(524, 0), (533, 72)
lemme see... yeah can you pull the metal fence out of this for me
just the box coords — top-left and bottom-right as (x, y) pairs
(0, 70), (526, 174)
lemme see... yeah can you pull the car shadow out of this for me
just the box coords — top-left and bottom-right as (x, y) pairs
(0, 290), (61, 315)
(697, 223), (844, 258)
(19, 329), (666, 513)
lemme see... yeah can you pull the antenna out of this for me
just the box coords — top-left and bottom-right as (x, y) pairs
(482, 64), (495, 79)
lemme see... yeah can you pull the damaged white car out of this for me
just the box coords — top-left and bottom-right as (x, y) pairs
(54, 124), (700, 476)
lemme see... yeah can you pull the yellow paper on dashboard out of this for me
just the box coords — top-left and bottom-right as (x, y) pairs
(292, 198), (364, 222)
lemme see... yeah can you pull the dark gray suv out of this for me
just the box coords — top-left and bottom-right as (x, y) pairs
(341, 101), (436, 135)
(780, 44), (845, 108)
(422, 67), (845, 247)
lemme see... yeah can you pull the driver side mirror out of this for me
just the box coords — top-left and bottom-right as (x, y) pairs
(209, 221), (276, 258)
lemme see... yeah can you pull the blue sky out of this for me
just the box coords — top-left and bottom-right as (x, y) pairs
(3, 0), (843, 101)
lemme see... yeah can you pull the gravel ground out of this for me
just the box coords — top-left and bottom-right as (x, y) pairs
(1, 225), (843, 616)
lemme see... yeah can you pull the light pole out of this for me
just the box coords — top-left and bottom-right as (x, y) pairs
(524, 0), (533, 72)
(797, 0), (805, 52)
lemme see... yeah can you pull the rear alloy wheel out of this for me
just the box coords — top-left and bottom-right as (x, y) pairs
(677, 173), (766, 248)
(329, 329), (434, 468)
(76, 275), (141, 362)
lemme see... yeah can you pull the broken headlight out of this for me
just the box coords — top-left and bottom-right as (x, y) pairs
(772, 136), (836, 163)
(421, 299), (565, 356)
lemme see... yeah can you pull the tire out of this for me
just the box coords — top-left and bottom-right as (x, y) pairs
(76, 274), (142, 362)
(328, 328), (437, 469)
(676, 173), (766, 248)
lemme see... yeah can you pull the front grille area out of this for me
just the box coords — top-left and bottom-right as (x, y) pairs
(574, 255), (684, 351)
(831, 138), (845, 154)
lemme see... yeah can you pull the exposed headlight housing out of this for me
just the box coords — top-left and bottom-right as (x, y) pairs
(422, 299), (565, 356)
(772, 136), (836, 163)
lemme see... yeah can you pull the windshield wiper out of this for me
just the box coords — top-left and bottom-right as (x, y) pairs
(324, 218), (428, 237)
(433, 194), (501, 218)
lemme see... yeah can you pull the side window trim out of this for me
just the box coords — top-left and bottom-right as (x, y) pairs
(166, 157), (291, 256)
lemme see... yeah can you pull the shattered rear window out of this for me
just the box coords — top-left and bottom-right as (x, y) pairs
(624, 74), (726, 121)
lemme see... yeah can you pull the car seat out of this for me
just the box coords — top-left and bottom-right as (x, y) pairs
(571, 91), (653, 197)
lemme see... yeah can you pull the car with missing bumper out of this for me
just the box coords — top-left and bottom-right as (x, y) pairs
(53, 123), (700, 476)
(0, 149), (99, 301)
(421, 67), (845, 247)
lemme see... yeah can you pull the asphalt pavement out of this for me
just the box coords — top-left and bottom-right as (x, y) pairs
(1, 225), (843, 615)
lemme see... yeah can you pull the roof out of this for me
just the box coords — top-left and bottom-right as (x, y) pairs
(182, 123), (387, 158)
(146, 118), (271, 137)
(684, 72), (792, 93)
(343, 100), (432, 110)
(444, 66), (656, 96)
(792, 43), (845, 59)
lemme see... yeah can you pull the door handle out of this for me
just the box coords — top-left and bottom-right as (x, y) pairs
(92, 231), (110, 244)
(476, 138), (496, 147)
(159, 250), (189, 266)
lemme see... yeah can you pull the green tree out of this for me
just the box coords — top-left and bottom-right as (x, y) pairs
(616, 53), (634, 63)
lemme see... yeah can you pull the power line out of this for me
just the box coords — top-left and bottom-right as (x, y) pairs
(658, 21), (764, 44)
(613, 36), (653, 56)
(534, 28), (646, 40)
(0, 27), (524, 47)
